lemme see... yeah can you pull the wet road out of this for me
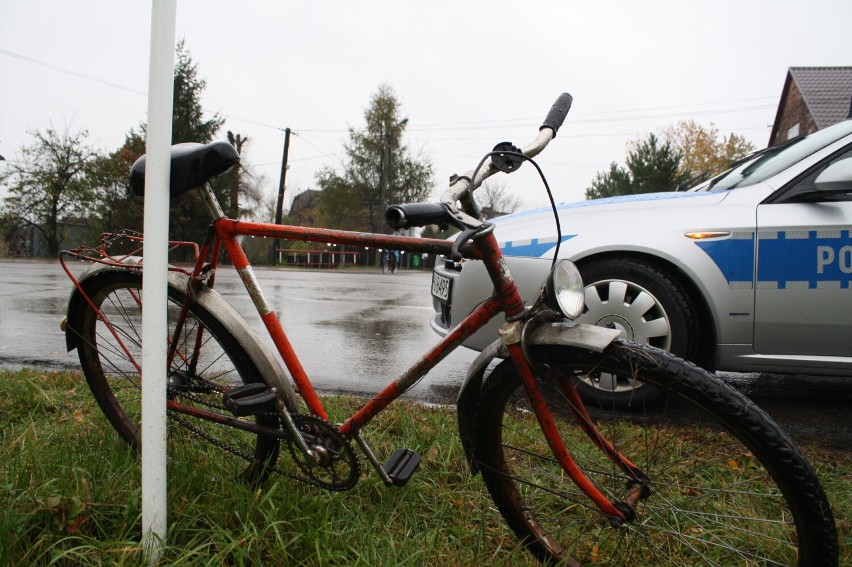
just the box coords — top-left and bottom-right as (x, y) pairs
(1, 259), (850, 449)
(0, 259), (478, 404)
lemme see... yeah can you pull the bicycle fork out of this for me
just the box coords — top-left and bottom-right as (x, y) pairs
(501, 330), (649, 525)
(469, 227), (646, 523)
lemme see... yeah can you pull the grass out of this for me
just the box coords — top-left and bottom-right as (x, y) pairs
(1, 368), (849, 565)
(0, 369), (531, 566)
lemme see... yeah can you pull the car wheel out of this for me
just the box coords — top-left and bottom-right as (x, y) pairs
(575, 257), (699, 408)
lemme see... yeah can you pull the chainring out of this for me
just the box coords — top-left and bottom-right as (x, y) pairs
(285, 414), (360, 491)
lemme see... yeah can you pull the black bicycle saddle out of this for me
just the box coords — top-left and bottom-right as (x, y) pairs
(129, 140), (240, 198)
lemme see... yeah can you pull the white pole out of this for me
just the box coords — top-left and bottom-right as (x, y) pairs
(142, 0), (176, 562)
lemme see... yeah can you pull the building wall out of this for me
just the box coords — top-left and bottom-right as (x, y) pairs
(769, 80), (818, 147)
(289, 189), (320, 225)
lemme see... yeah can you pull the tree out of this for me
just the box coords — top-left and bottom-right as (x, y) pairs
(663, 120), (755, 185)
(315, 84), (434, 232)
(84, 41), (240, 249)
(163, 40), (226, 245)
(313, 170), (368, 230)
(586, 134), (687, 199)
(586, 121), (757, 200)
(171, 40), (224, 145)
(218, 131), (264, 221)
(85, 131), (146, 238)
(0, 126), (101, 255)
(478, 178), (524, 218)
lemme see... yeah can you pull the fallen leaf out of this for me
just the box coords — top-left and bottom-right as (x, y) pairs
(67, 514), (88, 534)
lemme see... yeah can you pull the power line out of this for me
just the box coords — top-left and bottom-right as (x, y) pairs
(1, 47), (289, 133)
(251, 152), (345, 167)
(410, 97), (778, 129)
(408, 104), (776, 132)
(221, 114), (286, 132)
(0, 47), (147, 96)
(2, 46), (778, 138)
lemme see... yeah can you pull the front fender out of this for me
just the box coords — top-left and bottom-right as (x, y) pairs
(63, 265), (300, 412)
(455, 322), (621, 474)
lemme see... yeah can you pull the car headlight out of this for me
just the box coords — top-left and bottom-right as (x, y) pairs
(546, 259), (584, 319)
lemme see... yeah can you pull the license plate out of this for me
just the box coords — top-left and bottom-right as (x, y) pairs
(431, 272), (451, 302)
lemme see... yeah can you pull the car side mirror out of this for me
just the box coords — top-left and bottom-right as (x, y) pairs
(815, 158), (852, 193)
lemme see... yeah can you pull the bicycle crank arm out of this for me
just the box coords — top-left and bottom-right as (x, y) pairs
(276, 400), (323, 466)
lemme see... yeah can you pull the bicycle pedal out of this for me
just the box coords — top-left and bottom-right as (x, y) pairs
(223, 383), (269, 400)
(223, 389), (278, 417)
(382, 448), (421, 487)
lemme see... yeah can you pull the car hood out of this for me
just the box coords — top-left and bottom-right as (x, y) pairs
(489, 190), (730, 258)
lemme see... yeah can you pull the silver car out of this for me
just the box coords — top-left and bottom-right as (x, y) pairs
(431, 117), (852, 406)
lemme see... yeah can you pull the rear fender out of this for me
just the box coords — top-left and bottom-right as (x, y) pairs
(63, 265), (300, 412)
(456, 322), (621, 474)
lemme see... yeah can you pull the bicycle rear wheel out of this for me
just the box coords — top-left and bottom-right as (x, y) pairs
(74, 269), (280, 484)
(474, 340), (837, 566)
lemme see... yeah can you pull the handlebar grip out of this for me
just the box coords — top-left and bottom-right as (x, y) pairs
(540, 93), (573, 137)
(386, 202), (452, 230)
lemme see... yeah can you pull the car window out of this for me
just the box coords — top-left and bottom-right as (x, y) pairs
(689, 120), (852, 193)
(775, 145), (852, 202)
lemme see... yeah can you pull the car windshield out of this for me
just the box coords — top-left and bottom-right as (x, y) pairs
(689, 119), (852, 192)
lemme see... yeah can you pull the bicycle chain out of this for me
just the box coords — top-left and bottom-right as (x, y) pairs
(171, 390), (360, 492)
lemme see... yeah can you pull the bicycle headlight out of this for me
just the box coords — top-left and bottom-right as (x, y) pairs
(546, 259), (584, 319)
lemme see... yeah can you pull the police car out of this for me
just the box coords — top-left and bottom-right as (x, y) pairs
(431, 117), (852, 406)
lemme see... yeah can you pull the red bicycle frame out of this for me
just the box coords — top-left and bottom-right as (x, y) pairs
(176, 182), (629, 520)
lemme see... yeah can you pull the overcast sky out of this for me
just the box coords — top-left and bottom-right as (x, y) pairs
(2, 1), (851, 210)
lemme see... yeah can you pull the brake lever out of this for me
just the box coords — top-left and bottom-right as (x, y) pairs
(451, 223), (494, 261)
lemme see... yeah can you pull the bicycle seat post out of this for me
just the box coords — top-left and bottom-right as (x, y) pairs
(198, 182), (226, 220)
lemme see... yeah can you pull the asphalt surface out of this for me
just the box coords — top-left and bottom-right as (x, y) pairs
(0, 258), (478, 402)
(1, 258), (849, 449)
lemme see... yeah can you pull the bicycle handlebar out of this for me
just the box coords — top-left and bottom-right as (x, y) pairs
(541, 93), (573, 136)
(441, 92), (572, 205)
(384, 93), (573, 229)
(385, 202), (449, 230)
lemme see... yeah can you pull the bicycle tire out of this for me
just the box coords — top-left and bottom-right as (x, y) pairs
(474, 339), (837, 566)
(75, 269), (280, 484)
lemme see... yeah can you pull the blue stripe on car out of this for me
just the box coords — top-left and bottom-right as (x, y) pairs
(695, 233), (755, 286)
(757, 230), (852, 289)
(695, 230), (852, 289)
(499, 235), (576, 257)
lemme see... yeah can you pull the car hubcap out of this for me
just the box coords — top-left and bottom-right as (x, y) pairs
(576, 279), (672, 394)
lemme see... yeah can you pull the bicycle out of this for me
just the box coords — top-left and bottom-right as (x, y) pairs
(380, 249), (399, 274)
(60, 94), (837, 565)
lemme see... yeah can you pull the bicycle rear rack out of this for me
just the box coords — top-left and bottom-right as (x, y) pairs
(59, 230), (201, 277)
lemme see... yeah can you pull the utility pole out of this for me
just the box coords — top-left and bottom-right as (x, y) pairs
(378, 118), (407, 235)
(379, 126), (389, 234)
(273, 127), (291, 266)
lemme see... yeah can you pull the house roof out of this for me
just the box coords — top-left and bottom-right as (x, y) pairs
(789, 66), (852, 128)
(769, 66), (852, 146)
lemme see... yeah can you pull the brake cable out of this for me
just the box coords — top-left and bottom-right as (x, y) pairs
(467, 145), (563, 269)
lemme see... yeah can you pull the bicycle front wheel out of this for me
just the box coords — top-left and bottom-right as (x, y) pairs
(73, 269), (280, 484)
(474, 340), (837, 566)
